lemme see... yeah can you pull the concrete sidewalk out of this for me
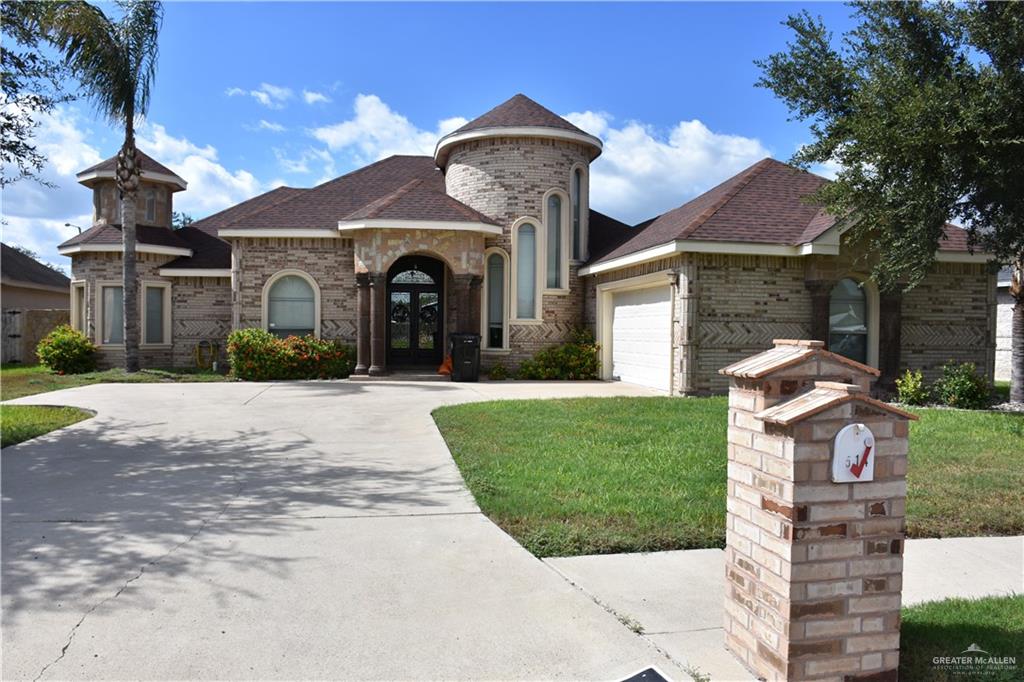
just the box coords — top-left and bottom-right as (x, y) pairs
(545, 536), (1024, 681)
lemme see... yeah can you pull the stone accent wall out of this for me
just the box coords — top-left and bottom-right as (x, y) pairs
(901, 262), (995, 382)
(229, 236), (357, 342)
(92, 179), (173, 228)
(445, 137), (591, 363)
(724, 353), (909, 681)
(353, 228), (483, 276)
(69, 252), (232, 369)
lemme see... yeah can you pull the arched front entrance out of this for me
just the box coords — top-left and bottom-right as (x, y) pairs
(386, 255), (445, 367)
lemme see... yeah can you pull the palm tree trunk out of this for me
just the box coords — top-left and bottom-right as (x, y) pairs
(118, 137), (141, 373)
(1011, 263), (1023, 404)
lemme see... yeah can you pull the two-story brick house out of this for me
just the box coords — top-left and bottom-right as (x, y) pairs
(59, 94), (996, 393)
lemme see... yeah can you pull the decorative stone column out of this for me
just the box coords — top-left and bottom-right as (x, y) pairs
(368, 272), (387, 376)
(453, 274), (483, 334)
(674, 261), (700, 395)
(720, 340), (915, 682)
(354, 273), (370, 375)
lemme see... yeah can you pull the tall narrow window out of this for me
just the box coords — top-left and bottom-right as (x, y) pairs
(486, 253), (505, 348)
(267, 274), (315, 337)
(516, 223), (537, 319)
(144, 285), (166, 344)
(546, 194), (562, 288)
(101, 285), (124, 344)
(572, 168), (582, 260)
(72, 283), (86, 332)
(829, 278), (868, 363)
(144, 188), (157, 223)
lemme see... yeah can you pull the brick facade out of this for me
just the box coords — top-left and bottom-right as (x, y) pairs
(228, 236), (358, 342)
(69, 251), (231, 369)
(445, 137), (591, 365)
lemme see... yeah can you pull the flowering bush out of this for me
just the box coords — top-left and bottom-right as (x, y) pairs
(516, 328), (600, 380)
(226, 328), (355, 380)
(36, 325), (97, 374)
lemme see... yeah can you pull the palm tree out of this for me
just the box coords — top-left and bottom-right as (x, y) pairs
(42, 0), (163, 372)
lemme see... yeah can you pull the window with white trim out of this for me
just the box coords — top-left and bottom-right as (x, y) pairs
(483, 250), (509, 348)
(266, 274), (316, 337)
(571, 167), (583, 260)
(100, 284), (123, 345)
(514, 222), (539, 319)
(142, 282), (171, 345)
(829, 278), (868, 364)
(546, 194), (563, 289)
(144, 187), (157, 223)
(71, 282), (86, 333)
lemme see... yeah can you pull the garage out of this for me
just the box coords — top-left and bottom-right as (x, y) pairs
(610, 286), (672, 392)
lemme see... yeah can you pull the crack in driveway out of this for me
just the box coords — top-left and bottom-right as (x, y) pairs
(32, 478), (247, 682)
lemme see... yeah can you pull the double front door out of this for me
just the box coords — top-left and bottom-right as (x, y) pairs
(387, 256), (444, 367)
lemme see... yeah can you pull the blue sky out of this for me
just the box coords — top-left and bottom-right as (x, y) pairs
(3, 2), (857, 268)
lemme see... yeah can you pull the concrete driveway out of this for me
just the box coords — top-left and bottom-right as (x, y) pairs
(2, 379), (678, 681)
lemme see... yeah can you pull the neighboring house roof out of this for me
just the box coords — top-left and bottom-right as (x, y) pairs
(435, 94), (603, 166)
(591, 157), (979, 265)
(77, 149), (188, 191)
(217, 155), (492, 232)
(1, 243), (70, 290)
(452, 93), (589, 136)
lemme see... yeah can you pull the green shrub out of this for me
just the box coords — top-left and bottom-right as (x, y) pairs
(226, 328), (355, 381)
(516, 329), (600, 380)
(36, 325), (97, 375)
(932, 362), (991, 410)
(895, 369), (930, 405)
(488, 361), (509, 380)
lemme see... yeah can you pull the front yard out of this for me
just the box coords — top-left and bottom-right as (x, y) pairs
(433, 397), (1024, 557)
(0, 363), (228, 400)
(0, 405), (93, 448)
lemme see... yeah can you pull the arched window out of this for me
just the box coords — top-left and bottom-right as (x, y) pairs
(829, 278), (868, 364)
(571, 167), (583, 260)
(484, 250), (508, 348)
(265, 272), (318, 338)
(514, 222), (538, 319)
(547, 194), (562, 288)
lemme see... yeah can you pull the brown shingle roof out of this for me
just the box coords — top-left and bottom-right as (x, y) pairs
(161, 226), (231, 270)
(218, 155), (490, 231)
(59, 223), (191, 250)
(79, 149), (183, 180)
(452, 94), (589, 136)
(593, 158), (980, 264)
(1, 243), (70, 289)
(341, 179), (498, 225)
(587, 210), (637, 262)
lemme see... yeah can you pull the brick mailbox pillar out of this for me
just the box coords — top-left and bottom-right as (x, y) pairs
(719, 340), (917, 682)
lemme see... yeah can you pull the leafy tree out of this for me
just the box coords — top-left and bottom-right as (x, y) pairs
(1, 1), (73, 187)
(171, 211), (193, 229)
(41, 0), (163, 372)
(757, 1), (1024, 402)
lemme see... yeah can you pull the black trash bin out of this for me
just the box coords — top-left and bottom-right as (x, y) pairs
(449, 333), (481, 382)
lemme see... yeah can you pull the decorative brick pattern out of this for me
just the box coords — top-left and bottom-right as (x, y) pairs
(722, 342), (911, 682)
(352, 228), (484, 276)
(228, 237), (357, 343)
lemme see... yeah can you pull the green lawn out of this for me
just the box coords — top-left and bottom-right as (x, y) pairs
(0, 404), (93, 448)
(433, 397), (1024, 557)
(1, 363), (228, 400)
(901, 595), (1024, 682)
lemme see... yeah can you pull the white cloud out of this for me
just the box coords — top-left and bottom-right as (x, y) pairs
(274, 147), (336, 185)
(303, 90), (331, 105)
(135, 122), (263, 216)
(226, 83), (293, 109)
(246, 119), (286, 133)
(564, 111), (771, 224)
(311, 94), (467, 164)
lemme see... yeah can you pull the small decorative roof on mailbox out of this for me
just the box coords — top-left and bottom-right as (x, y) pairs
(719, 339), (880, 380)
(756, 381), (917, 426)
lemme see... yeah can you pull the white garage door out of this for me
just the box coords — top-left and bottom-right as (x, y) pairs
(611, 286), (672, 392)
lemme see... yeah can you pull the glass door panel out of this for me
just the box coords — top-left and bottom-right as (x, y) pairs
(418, 292), (438, 350)
(389, 291), (411, 350)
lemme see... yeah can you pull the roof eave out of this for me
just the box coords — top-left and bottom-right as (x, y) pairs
(434, 126), (603, 167)
(76, 169), (188, 191)
(337, 219), (503, 235)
